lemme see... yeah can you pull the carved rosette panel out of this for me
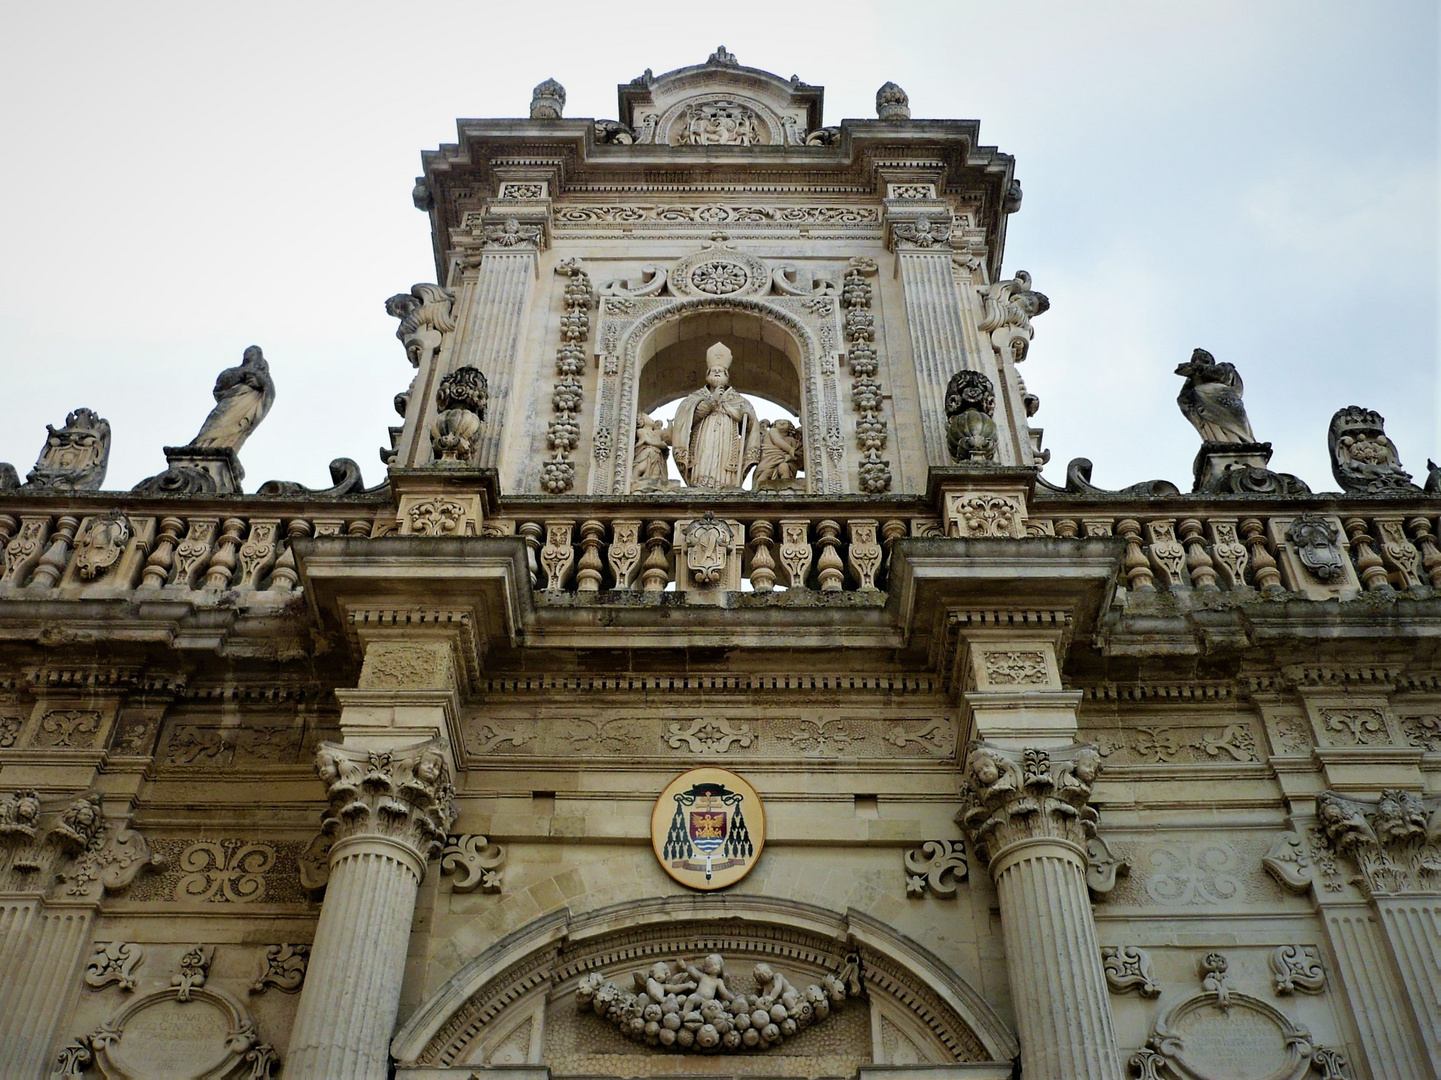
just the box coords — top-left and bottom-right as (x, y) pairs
(956, 741), (1102, 865)
(312, 740), (456, 868)
(591, 283), (842, 496)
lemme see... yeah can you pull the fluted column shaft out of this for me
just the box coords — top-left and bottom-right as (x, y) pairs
(959, 742), (1123, 1080)
(0, 899), (95, 1077)
(991, 838), (1123, 1080)
(896, 248), (971, 467)
(286, 739), (454, 1080)
(286, 836), (425, 1079)
(1373, 897), (1441, 1074)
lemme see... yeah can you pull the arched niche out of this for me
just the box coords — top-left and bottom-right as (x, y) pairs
(601, 298), (839, 495)
(391, 897), (1017, 1075)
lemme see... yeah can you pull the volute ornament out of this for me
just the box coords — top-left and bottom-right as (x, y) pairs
(1328, 405), (1420, 493)
(24, 407), (111, 491)
(385, 283), (457, 368)
(944, 370), (998, 463)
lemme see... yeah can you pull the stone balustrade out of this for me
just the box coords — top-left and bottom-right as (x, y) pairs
(1, 494), (1437, 604)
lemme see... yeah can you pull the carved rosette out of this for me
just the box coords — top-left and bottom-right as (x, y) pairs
(956, 741), (1102, 866)
(312, 740), (455, 871)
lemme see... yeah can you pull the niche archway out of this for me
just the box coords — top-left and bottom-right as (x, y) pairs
(607, 299), (837, 495)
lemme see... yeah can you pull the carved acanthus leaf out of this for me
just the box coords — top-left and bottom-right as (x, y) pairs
(313, 740), (456, 867)
(956, 742), (1102, 863)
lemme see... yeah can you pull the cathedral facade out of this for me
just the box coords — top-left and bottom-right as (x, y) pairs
(0, 48), (1438, 1080)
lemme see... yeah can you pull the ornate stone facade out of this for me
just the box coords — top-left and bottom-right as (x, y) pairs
(0, 45), (1433, 1080)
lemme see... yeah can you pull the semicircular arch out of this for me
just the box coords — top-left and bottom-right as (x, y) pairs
(392, 895), (1016, 1070)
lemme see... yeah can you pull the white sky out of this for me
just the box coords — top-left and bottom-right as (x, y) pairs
(0, 1), (1435, 494)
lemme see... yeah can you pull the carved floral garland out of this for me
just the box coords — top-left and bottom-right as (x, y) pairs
(576, 953), (859, 1053)
(543, 261), (593, 493)
(842, 258), (891, 492)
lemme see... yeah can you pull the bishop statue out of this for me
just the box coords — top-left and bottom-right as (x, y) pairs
(670, 342), (760, 489)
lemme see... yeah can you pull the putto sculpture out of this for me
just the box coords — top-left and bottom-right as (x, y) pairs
(670, 343), (760, 490)
(385, 284), (457, 368)
(945, 370), (998, 464)
(23, 407), (111, 491)
(632, 413), (672, 491)
(754, 419), (804, 488)
(1328, 406), (1419, 494)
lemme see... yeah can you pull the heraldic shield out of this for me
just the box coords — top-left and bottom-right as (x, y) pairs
(652, 767), (765, 890)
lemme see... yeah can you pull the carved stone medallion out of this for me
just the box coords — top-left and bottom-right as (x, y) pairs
(652, 767), (765, 890)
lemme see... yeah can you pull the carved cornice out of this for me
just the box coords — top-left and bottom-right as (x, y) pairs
(1316, 788), (1441, 897)
(313, 739), (455, 868)
(956, 741), (1101, 866)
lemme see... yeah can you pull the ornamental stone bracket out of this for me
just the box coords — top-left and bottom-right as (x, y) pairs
(929, 466), (1035, 540)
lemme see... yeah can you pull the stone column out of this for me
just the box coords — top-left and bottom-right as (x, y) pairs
(958, 741), (1124, 1080)
(285, 739), (454, 1080)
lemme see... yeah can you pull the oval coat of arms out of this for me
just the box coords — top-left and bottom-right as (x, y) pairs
(652, 767), (765, 891)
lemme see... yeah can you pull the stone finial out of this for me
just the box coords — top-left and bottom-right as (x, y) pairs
(1328, 405), (1419, 494)
(429, 365), (489, 465)
(876, 82), (911, 121)
(24, 407), (110, 492)
(530, 78), (565, 120)
(944, 370), (998, 464)
(707, 45), (739, 67)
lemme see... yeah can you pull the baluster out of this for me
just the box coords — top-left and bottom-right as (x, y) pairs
(608, 518), (643, 590)
(1343, 517), (1390, 592)
(347, 518), (372, 538)
(778, 518), (813, 589)
(1407, 515), (1441, 588)
(816, 519), (844, 592)
(1053, 518), (1079, 539)
(141, 515), (185, 588)
(846, 519), (882, 591)
(575, 519), (606, 592)
(539, 520), (576, 592)
(204, 518), (246, 590)
(640, 520), (672, 593)
(517, 522), (543, 588)
(1145, 519), (1185, 588)
(172, 518), (218, 590)
(1115, 519), (1155, 592)
(1179, 518), (1218, 590)
(1373, 517), (1422, 589)
(268, 519), (311, 592)
(879, 518), (907, 589)
(29, 515), (79, 588)
(1207, 519), (1248, 589)
(2, 516), (50, 587)
(236, 518), (280, 590)
(1238, 517), (1283, 594)
(0, 514), (16, 550)
(748, 520), (777, 593)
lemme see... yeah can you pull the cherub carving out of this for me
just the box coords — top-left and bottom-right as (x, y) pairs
(754, 419), (803, 485)
(752, 963), (801, 1012)
(633, 961), (695, 1003)
(632, 413), (671, 488)
(679, 954), (734, 1009)
(385, 284), (457, 368)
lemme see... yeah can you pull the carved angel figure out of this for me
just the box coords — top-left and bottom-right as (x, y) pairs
(752, 963), (801, 1011)
(754, 419), (803, 485)
(1174, 348), (1255, 445)
(680, 954), (734, 1009)
(188, 346), (276, 452)
(632, 413), (671, 487)
(670, 343), (760, 489)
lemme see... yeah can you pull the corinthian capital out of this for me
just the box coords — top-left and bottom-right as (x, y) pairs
(313, 740), (455, 866)
(956, 741), (1101, 864)
(889, 215), (952, 250)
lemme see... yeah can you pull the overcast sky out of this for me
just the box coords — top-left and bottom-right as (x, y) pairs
(0, 1), (1435, 495)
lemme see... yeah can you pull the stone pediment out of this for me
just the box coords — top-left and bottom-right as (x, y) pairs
(618, 47), (824, 146)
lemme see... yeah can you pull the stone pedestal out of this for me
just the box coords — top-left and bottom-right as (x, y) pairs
(286, 739), (454, 1080)
(132, 445), (244, 495)
(958, 742), (1123, 1080)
